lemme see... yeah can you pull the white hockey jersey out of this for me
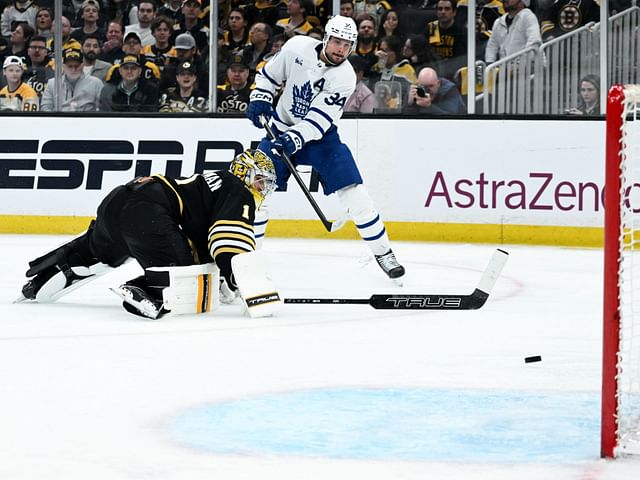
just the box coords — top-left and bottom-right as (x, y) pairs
(251, 36), (356, 145)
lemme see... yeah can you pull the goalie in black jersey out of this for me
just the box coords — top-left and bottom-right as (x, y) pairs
(19, 149), (277, 319)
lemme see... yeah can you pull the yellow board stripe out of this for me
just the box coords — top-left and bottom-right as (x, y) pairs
(0, 215), (605, 247)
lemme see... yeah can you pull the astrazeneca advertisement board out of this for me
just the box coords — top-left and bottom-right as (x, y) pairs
(0, 116), (605, 243)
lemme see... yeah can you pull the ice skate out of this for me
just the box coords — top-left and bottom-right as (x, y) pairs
(375, 249), (405, 285)
(110, 284), (166, 320)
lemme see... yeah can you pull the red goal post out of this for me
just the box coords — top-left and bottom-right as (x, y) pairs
(603, 84), (640, 458)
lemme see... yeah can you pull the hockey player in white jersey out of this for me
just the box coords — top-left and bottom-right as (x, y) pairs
(246, 15), (405, 282)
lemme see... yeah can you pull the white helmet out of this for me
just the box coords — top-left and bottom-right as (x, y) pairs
(3, 55), (24, 70)
(323, 15), (358, 59)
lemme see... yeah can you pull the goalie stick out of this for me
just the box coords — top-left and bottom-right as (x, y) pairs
(262, 117), (346, 233)
(284, 249), (509, 310)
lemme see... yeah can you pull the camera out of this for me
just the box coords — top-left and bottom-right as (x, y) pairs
(416, 86), (427, 98)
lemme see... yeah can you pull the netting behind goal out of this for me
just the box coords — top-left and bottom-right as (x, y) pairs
(603, 84), (640, 458)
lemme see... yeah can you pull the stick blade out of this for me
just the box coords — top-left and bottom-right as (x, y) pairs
(476, 249), (509, 296)
(329, 217), (347, 233)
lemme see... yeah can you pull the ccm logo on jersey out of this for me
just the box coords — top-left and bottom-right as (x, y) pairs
(0, 139), (320, 193)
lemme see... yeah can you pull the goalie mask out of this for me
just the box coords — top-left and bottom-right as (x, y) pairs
(323, 15), (358, 62)
(229, 149), (277, 207)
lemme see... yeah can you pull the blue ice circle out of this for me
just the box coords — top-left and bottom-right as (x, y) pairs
(167, 388), (599, 463)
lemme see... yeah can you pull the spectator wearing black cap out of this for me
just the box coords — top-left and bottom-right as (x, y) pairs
(69, 0), (106, 44)
(172, 0), (208, 54)
(99, 21), (124, 64)
(159, 59), (207, 112)
(216, 53), (252, 114)
(105, 31), (161, 84)
(100, 53), (159, 111)
(41, 47), (104, 111)
(160, 32), (208, 95)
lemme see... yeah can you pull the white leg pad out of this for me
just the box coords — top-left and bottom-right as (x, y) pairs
(148, 264), (220, 315)
(36, 263), (113, 303)
(231, 251), (282, 318)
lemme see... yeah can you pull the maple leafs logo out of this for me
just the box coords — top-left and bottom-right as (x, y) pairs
(290, 81), (313, 118)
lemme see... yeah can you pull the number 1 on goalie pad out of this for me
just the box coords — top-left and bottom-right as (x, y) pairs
(147, 264), (220, 315)
(232, 251), (282, 318)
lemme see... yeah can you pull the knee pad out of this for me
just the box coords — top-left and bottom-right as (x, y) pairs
(336, 184), (376, 221)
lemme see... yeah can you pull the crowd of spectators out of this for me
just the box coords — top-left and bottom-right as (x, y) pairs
(0, 0), (629, 113)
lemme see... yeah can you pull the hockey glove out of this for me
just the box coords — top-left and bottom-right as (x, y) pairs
(247, 90), (274, 128)
(219, 277), (239, 304)
(273, 131), (304, 157)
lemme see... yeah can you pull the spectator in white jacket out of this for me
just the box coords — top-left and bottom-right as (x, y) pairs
(484, 0), (541, 63)
(41, 47), (103, 111)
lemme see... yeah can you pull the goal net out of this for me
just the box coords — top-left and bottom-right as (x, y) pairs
(603, 84), (640, 458)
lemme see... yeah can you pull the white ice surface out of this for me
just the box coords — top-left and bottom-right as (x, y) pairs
(1, 235), (639, 480)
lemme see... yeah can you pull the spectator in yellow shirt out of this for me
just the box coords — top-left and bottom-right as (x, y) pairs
(0, 55), (39, 111)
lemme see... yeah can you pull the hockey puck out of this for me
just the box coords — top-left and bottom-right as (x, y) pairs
(524, 355), (542, 363)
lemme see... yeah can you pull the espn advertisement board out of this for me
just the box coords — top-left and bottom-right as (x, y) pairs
(0, 116), (605, 240)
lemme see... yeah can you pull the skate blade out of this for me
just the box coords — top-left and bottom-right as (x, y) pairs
(13, 295), (29, 304)
(109, 287), (163, 320)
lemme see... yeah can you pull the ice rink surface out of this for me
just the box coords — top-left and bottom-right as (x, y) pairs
(1, 234), (639, 480)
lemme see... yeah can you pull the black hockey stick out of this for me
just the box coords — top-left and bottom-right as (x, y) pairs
(284, 249), (509, 310)
(262, 117), (346, 233)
